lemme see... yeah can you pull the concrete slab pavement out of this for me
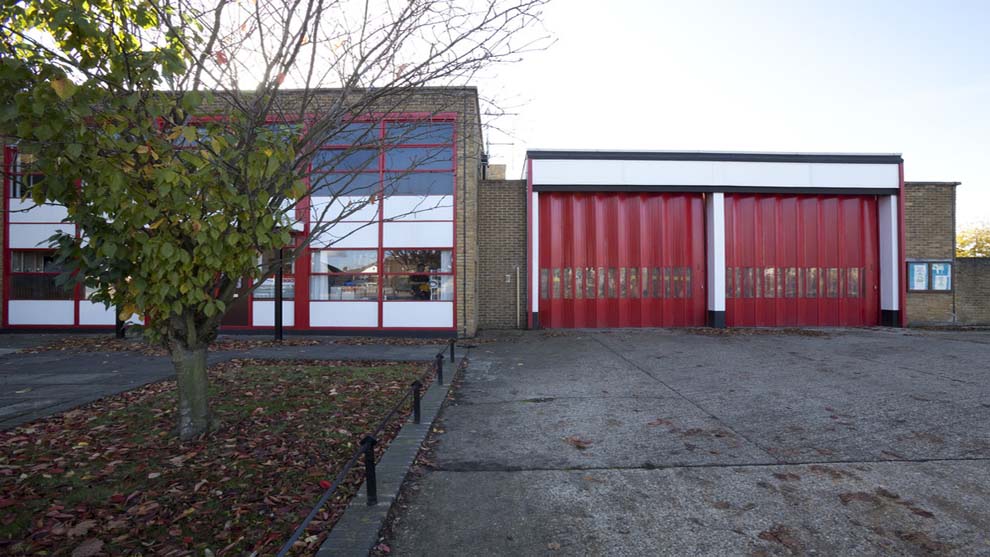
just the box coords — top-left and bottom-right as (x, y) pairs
(386, 328), (990, 555)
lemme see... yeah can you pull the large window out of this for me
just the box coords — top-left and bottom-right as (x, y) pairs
(10, 251), (73, 300)
(382, 249), (453, 301)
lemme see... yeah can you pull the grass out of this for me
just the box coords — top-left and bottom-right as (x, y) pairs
(0, 358), (430, 556)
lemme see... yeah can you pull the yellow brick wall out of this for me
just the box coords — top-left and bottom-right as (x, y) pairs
(477, 179), (527, 329)
(903, 182), (957, 324)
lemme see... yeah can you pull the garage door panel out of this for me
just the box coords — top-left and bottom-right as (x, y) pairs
(539, 192), (706, 328)
(725, 194), (879, 327)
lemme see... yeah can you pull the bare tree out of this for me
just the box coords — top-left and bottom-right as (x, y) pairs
(0, 0), (551, 439)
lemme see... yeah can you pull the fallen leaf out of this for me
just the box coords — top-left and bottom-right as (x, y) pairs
(69, 519), (97, 537)
(564, 436), (593, 450)
(548, 542), (561, 550)
(147, 472), (161, 479)
(71, 538), (103, 557)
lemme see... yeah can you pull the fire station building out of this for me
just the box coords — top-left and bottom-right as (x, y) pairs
(2, 88), (980, 335)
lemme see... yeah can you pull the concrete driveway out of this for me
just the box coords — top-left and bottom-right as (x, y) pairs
(387, 328), (990, 556)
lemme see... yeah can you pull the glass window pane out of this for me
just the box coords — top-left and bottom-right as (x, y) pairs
(310, 274), (378, 300)
(385, 147), (452, 170)
(684, 268), (692, 298)
(597, 267), (606, 299)
(664, 267), (672, 298)
(313, 149), (379, 172)
(574, 268), (583, 299)
(383, 172), (454, 196)
(383, 249), (451, 273)
(726, 267), (733, 299)
(607, 268), (617, 298)
(254, 277), (295, 300)
(540, 269), (549, 299)
(743, 268), (755, 299)
(785, 268), (797, 298)
(733, 268), (742, 299)
(310, 173), (379, 198)
(327, 123), (378, 146)
(383, 274), (452, 301)
(847, 268), (860, 298)
(827, 268), (839, 298)
(619, 267), (627, 298)
(385, 122), (453, 145)
(563, 268), (573, 299)
(311, 250), (377, 273)
(586, 267), (596, 299)
(552, 268), (561, 299)
(9, 275), (74, 300)
(651, 267), (661, 298)
(805, 268), (818, 298)
(627, 267), (638, 299)
(930, 262), (952, 291)
(763, 268), (776, 298)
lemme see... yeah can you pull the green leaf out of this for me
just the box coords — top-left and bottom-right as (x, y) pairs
(50, 78), (77, 99)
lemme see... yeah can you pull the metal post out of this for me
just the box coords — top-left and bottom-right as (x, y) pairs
(449, 338), (455, 362)
(435, 353), (444, 386)
(274, 247), (284, 342)
(412, 380), (422, 424)
(362, 435), (378, 506)
(115, 311), (125, 339)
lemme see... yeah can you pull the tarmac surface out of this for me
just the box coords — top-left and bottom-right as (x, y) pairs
(387, 328), (990, 556)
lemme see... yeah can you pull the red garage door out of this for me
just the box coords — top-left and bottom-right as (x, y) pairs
(724, 194), (879, 327)
(538, 192), (706, 328)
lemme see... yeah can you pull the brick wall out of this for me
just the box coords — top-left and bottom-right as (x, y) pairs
(477, 179), (527, 329)
(956, 258), (990, 324)
(903, 181), (957, 324)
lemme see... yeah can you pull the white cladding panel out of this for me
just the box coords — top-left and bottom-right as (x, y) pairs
(382, 301), (453, 328)
(879, 195), (900, 311)
(705, 193), (726, 312)
(310, 196), (380, 223)
(78, 301), (116, 325)
(383, 195), (453, 221)
(8, 301), (74, 325)
(531, 191), (539, 312)
(251, 301), (295, 327)
(531, 159), (899, 189)
(7, 200), (69, 223)
(311, 222), (378, 248)
(382, 222), (453, 247)
(309, 301), (378, 327)
(8, 223), (75, 249)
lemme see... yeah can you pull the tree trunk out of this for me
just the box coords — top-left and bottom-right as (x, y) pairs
(171, 343), (210, 440)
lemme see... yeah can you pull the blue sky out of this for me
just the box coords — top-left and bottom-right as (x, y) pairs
(482, 0), (989, 228)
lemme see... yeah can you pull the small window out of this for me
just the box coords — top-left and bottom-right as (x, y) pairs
(552, 268), (561, 299)
(684, 268), (692, 298)
(847, 268), (861, 298)
(763, 268), (776, 298)
(585, 267), (596, 299)
(563, 268), (573, 299)
(597, 267), (606, 299)
(804, 268), (818, 298)
(651, 267), (661, 298)
(619, 267), (627, 298)
(540, 269), (549, 299)
(742, 268), (755, 299)
(574, 268), (584, 300)
(827, 268), (839, 298)
(607, 268), (617, 298)
(627, 267), (638, 299)
(785, 268), (797, 298)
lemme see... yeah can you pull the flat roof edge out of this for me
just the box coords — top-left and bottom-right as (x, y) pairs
(527, 149), (904, 165)
(904, 181), (961, 187)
